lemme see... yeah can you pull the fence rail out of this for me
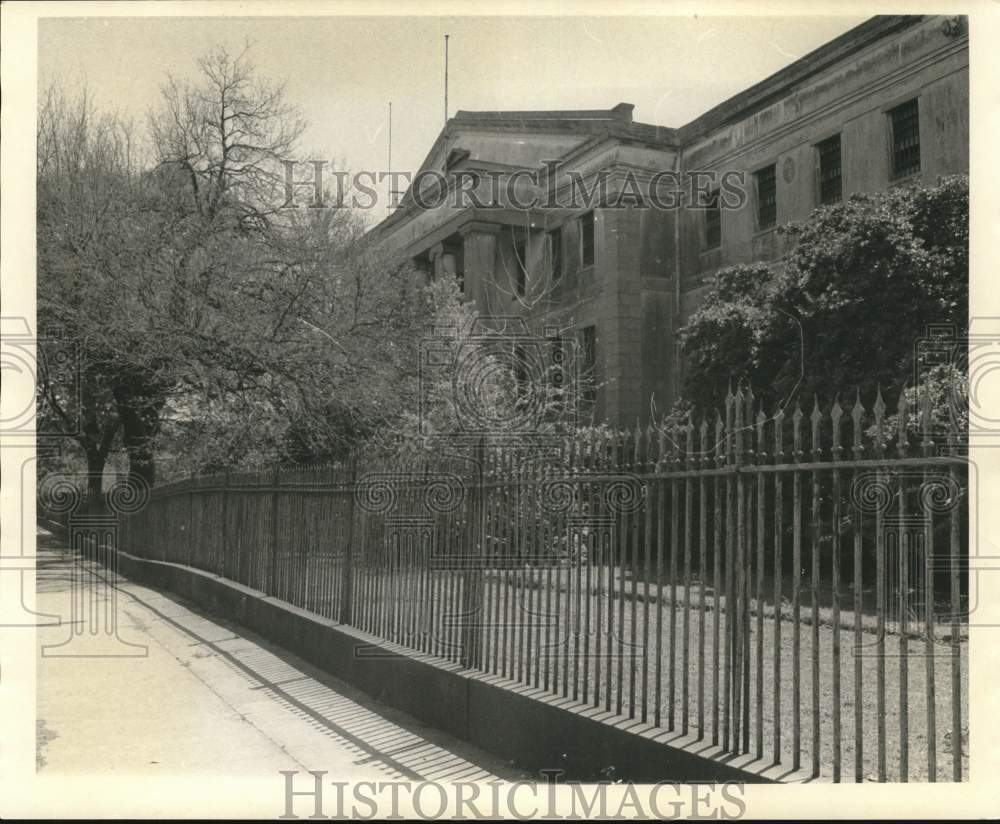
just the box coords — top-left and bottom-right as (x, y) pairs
(49, 387), (970, 783)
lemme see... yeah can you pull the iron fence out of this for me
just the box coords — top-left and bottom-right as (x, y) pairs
(95, 386), (970, 782)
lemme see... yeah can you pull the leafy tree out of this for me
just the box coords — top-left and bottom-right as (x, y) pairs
(37, 49), (447, 486)
(678, 176), (968, 412)
(111, 44), (308, 484)
(36, 87), (149, 498)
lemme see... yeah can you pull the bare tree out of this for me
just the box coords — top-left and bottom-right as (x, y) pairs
(149, 42), (305, 232)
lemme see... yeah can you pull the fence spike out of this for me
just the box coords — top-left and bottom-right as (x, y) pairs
(685, 413), (695, 469)
(920, 377), (934, 455)
(896, 385), (909, 458)
(657, 416), (668, 470)
(725, 394), (736, 461)
(774, 405), (785, 461)
(831, 395), (844, 460)
(756, 408), (767, 464)
(792, 400), (804, 462)
(811, 396), (823, 460)
(645, 421), (656, 472)
(699, 416), (710, 468)
(734, 387), (745, 465)
(873, 385), (887, 458)
(715, 411), (726, 467)
(633, 420), (643, 469)
(851, 390), (865, 460)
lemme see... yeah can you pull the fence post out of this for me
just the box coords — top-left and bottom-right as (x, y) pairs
(221, 471), (230, 579)
(460, 436), (487, 670)
(270, 465), (281, 597)
(187, 472), (195, 567)
(340, 455), (358, 625)
(733, 387), (746, 753)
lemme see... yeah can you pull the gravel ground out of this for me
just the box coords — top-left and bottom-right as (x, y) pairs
(350, 563), (969, 783)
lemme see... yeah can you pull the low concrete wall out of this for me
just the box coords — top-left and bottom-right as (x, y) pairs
(80, 531), (772, 783)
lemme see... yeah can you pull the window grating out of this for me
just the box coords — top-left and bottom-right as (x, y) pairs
(889, 99), (921, 179)
(755, 165), (777, 230)
(817, 134), (842, 205)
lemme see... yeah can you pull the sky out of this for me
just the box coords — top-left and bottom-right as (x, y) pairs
(38, 14), (870, 215)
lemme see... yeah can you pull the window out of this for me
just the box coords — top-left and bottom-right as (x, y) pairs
(549, 227), (563, 282)
(579, 325), (597, 407)
(755, 165), (777, 230)
(889, 98), (921, 179)
(816, 134), (842, 205)
(580, 211), (595, 268)
(513, 237), (526, 297)
(704, 189), (721, 249)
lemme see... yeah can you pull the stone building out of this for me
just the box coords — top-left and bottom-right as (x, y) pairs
(370, 15), (969, 426)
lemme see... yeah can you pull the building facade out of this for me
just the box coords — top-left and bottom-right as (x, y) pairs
(370, 15), (969, 427)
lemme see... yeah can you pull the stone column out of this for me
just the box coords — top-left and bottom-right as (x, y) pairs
(459, 222), (500, 313)
(428, 242), (446, 281)
(599, 206), (643, 426)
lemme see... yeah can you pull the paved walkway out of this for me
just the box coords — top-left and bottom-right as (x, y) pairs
(36, 527), (526, 783)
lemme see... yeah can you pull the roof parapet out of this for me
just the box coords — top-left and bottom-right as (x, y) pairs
(452, 102), (635, 124)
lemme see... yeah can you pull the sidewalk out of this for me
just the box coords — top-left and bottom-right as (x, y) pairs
(36, 527), (526, 783)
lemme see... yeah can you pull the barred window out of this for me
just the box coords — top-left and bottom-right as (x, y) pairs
(755, 164), (777, 230)
(704, 189), (721, 249)
(817, 134), (842, 205)
(889, 98), (921, 179)
(580, 211), (595, 268)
